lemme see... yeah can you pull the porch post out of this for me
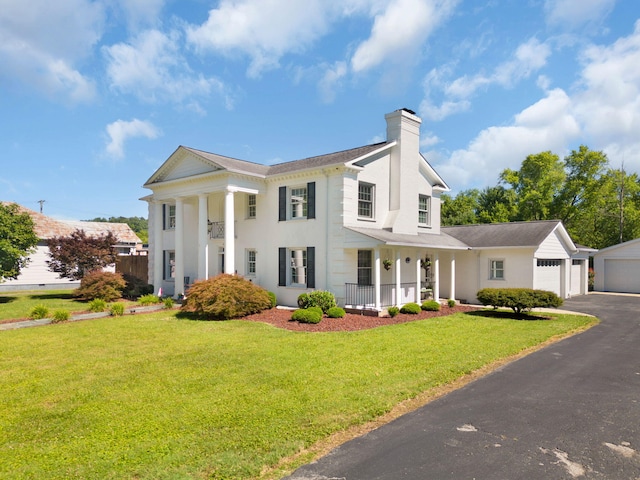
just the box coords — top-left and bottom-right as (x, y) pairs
(174, 197), (185, 297)
(433, 251), (440, 303)
(224, 188), (236, 274)
(374, 247), (381, 310)
(395, 250), (402, 306)
(198, 194), (209, 281)
(153, 200), (163, 293)
(450, 252), (456, 301)
(415, 250), (421, 303)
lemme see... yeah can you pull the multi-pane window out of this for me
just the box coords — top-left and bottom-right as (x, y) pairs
(247, 194), (256, 219)
(490, 259), (504, 280)
(290, 187), (307, 218)
(357, 250), (373, 285)
(165, 204), (176, 229)
(246, 249), (256, 276)
(358, 182), (374, 218)
(418, 194), (430, 226)
(290, 248), (307, 284)
(164, 250), (175, 280)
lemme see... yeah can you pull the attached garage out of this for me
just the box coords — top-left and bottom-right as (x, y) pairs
(535, 259), (562, 296)
(594, 238), (640, 294)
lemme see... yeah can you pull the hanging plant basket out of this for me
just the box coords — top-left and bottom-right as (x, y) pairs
(383, 259), (392, 271)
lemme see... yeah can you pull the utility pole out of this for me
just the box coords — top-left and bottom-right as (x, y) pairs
(37, 200), (45, 213)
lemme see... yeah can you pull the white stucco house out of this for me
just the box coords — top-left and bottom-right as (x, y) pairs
(142, 109), (589, 309)
(593, 238), (640, 293)
(0, 204), (142, 291)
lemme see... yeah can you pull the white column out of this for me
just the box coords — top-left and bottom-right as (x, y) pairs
(433, 251), (440, 303)
(415, 251), (421, 303)
(153, 200), (163, 294)
(175, 197), (185, 297)
(450, 252), (456, 301)
(198, 194), (209, 281)
(224, 188), (236, 274)
(374, 248), (381, 310)
(395, 250), (402, 306)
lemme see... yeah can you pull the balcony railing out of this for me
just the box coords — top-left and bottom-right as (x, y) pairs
(345, 283), (417, 308)
(208, 221), (238, 239)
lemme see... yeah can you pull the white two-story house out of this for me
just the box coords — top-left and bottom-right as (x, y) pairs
(142, 109), (589, 309)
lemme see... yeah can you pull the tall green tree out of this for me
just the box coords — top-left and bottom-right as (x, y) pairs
(47, 229), (118, 280)
(440, 190), (480, 226)
(0, 203), (39, 281)
(477, 186), (517, 223)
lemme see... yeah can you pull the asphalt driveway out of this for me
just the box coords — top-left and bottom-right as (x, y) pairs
(284, 293), (640, 479)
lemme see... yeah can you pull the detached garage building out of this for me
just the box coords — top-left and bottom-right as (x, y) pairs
(593, 238), (640, 294)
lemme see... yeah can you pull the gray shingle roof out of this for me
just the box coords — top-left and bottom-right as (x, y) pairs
(442, 220), (562, 248)
(345, 226), (470, 249)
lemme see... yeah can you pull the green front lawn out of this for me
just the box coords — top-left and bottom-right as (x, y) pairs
(0, 290), (89, 321)
(0, 310), (596, 479)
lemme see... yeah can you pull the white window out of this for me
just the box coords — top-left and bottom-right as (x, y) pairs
(290, 248), (307, 285)
(358, 182), (375, 219)
(490, 259), (504, 280)
(246, 249), (256, 276)
(164, 250), (175, 280)
(247, 194), (256, 219)
(290, 187), (307, 219)
(166, 204), (176, 229)
(357, 250), (373, 285)
(418, 194), (431, 226)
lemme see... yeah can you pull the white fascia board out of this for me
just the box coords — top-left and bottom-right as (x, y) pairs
(551, 222), (578, 253)
(345, 141), (396, 168)
(419, 153), (450, 191)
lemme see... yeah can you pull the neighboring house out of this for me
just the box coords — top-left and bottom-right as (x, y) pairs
(0, 204), (142, 291)
(593, 238), (640, 293)
(142, 109), (589, 308)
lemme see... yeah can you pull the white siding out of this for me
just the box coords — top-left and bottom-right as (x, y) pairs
(594, 238), (640, 292)
(0, 244), (78, 290)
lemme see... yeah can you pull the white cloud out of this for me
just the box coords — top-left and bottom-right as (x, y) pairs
(0, 0), (103, 102)
(114, 0), (166, 30)
(104, 29), (230, 107)
(105, 119), (161, 159)
(318, 61), (348, 103)
(544, 0), (615, 30)
(351, 0), (458, 72)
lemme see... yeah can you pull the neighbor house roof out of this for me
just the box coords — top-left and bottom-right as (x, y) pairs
(5, 203), (141, 244)
(442, 220), (572, 249)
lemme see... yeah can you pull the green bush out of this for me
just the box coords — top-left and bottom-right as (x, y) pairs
(447, 299), (456, 308)
(298, 290), (337, 313)
(163, 297), (175, 309)
(476, 288), (563, 314)
(327, 306), (346, 318)
(51, 309), (70, 323)
(29, 304), (49, 319)
(307, 306), (323, 316)
(291, 308), (322, 324)
(138, 294), (162, 306)
(88, 298), (107, 313)
(387, 306), (400, 317)
(122, 273), (154, 299)
(421, 300), (441, 311)
(74, 271), (126, 302)
(181, 274), (272, 320)
(400, 302), (421, 314)
(267, 291), (277, 308)
(109, 302), (125, 316)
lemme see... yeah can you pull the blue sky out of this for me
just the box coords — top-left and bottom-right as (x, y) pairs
(1, 0), (639, 220)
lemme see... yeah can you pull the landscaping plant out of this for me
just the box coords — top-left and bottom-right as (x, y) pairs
(109, 302), (125, 316)
(28, 304), (49, 320)
(51, 309), (70, 323)
(477, 288), (563, 314)
(421, 300), (441, 311)
(387, 306), (400, 317)
(400, 302), (421, 314)
(138, 294), (162, 306)
(327, 306), (346, 318)
(291, 308), (323, 324)
(297, 290), (337, 313)
(74, 270), (126, 302)
(88, 298), (107, 313)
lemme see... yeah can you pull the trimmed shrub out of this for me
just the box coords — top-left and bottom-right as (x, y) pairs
(387, 306), (400, 317)
(298, 290), (337, 313)
(138, 294), (162, 306)
(181, 274), (272, 320)
(74, 270), (126, 302)
(163, 297), (175, 309)
(327, 306), (346, 318)
(476, 288), (563, 314)
(421, 300), (441, 311)
(29, 304), (49, 319)
(307, 306), (324, 316)
(267, 291), (277, 308)
(122, 273), (154, 299)
(447, 299), (456, 308)
(400, 302), (421, 314)
(88, 298), (107, 313)
(51, 309), (70, 323)
(291, 308), (322, 324)
(109, 302), (125, 316)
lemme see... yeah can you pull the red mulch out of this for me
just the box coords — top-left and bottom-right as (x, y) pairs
(242, 305), (479, 332)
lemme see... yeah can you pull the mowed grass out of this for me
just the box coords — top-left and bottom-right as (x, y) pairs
(0, 310), (596, 479)
(0, 290), (88, 321)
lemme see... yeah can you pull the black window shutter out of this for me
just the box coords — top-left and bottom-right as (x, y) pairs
(162, 251), (166, 280)
(278, 186), (286, 221)
(306, 246), (315, 289)
(278, 248), (286, 286)
(307, 182), (316, 219)
(162, 204), (166, 230)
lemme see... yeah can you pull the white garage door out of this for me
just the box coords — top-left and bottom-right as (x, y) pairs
(535, 259), (562, 296)
(603, 259), (640, 293)
(570, 260), (583, 296)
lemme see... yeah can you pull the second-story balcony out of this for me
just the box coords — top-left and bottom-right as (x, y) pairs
(208, 220), (237, 239)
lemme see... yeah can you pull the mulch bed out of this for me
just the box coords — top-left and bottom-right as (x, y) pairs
(242, 304), (480, 332)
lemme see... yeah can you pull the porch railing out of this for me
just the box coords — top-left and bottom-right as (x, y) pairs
(345, 283), (417, 308)
(208, 221), (237, 239)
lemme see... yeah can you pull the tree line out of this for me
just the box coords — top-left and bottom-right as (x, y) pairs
(441, 145), (640, 249)
(85, 216), (148, 243)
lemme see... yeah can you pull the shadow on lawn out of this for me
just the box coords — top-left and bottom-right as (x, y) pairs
(466, 309), (552, 321)
(0, 296), (18, 304)
(30, 292), (75, 301)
